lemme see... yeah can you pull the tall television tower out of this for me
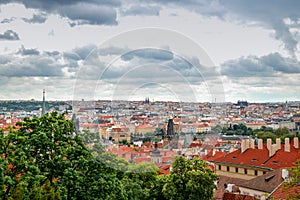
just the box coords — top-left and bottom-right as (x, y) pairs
(42, 89), (46, 116)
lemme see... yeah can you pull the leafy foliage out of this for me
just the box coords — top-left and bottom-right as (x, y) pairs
(0, 101), (70, 112)
(159, 157), (218, 200)
(257, 131), (277, 143)
(222, 123), (251, 136)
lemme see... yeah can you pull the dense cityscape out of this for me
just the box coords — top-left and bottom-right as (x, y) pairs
(1, 94), (300, 199)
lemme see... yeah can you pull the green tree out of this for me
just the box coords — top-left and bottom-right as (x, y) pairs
(122, 162), (159, 200)
(260, 126), (274, 133)
(0, 112), (128, 199)
(162, 156), (218, 200)
(257, 131), (277, 143)
(275, 127), (290, 136)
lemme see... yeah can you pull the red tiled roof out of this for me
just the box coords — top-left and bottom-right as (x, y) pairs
(222, 192), (256, 200)
(137, 124), (153, 128)
(81, 123), (99, 128)
(99, 115), (113, 119)
(162, 156), (173, 163)
(213, 144), (300, 170)
(214, 190), (256, 200)
(270, 183), (300, 199)
(264, 146), (300, 169)
(189, 143), (202, 148)
(246, 122), (267, 125)
(112, 127), (121, 132)
(134, 157), (151, 163)
(203, 151), (227, 162)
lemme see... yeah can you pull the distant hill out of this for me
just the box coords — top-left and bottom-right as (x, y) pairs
(0, 100), (71, 112)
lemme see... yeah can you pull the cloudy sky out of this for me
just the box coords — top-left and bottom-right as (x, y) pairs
(0, 0), (299, 103)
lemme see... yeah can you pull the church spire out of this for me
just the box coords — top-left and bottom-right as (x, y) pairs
(42, 89), (46, 116)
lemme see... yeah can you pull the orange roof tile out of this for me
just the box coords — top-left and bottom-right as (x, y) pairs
(213, 144), (300, 170)
(270, 183), (300, 199)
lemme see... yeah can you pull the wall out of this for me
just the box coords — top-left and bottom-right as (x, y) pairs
(239, 186), (268, 200)
(215, 164), (268, 180)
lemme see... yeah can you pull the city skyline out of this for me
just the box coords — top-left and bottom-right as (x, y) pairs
(0, 1), (300, 102)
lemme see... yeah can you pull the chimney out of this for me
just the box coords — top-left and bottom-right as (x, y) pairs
(294, 137), (299, 149)
(212, 149), (216, 156)
(241, 140), (246, 153)
(267, 138), (272, 151)
(276, 138), (281, 150)
(258, 139), (263, 150)
(245, 139), (250, 149)
(250, 139), (255, 149)
(282, 169), (289, 180)
(284, 138), (290, 152)
(269, 144), (277, 157)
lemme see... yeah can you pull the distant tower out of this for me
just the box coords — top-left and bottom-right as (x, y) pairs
(167, 118), (174, 136)
(151, 142), (162, 163)
(42, 89), (46, 116)
(145, 97), (150, 104)
(163, 118), (178, 149)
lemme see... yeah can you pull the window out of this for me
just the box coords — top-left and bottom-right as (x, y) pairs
(235, 167), (238, 173)
(255, 170), (258, 176)
(218, 165), (221, 170)
(227, 166), (230, 171)
(254, 194), (261, 199)
(244, 168), (247, 174)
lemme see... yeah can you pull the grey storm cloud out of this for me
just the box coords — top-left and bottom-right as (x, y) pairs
(221, 53), (300, 77)
(121, 49), (174, 61)
(63, 44), (97, 70)
(1, 17), (16, 23)
(17, 45), (40, 56)
(0, 0), (120, 26)
(0, 55), (10, 64)
(97, 46), (129, 56)
(45, 51), (60, 57)
(87, 47), (219, 86)
(141, 0), (300, 58)
(218, 0), (300, 58)
(1, 0), (300, 55)
(0, 57), (64, 77)
(62, 3), (117, 26)
(75, 47), (194, 81)
(22, 13), (47, 24)
(143, 0), (225, 17)
(0, 30), (20, 40)
(0, 45), (96, 78)
(121, 5), (161, 16)
(72, 44), (97, 60)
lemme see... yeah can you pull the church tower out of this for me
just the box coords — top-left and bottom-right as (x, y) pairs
(163, 118), (178, 149)
(151, 142), (162, 163)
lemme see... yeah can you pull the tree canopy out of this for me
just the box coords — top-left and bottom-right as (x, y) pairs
(160, 156), (218, 200)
